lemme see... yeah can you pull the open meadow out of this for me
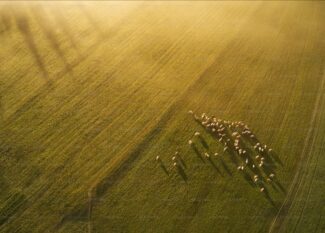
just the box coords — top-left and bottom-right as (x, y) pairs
(0, 1), (325, 233)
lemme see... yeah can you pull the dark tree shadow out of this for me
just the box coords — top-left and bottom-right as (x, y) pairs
(32, 6), (73, 75)
(15, 14), (49, 81)
(0, 9), (12, 34)
(78, 4), (105, 38)
(0, 84), (3, 123)
(51, 8), (80, 54)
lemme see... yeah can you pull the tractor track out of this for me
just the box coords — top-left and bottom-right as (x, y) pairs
(268, 67), (325, 233)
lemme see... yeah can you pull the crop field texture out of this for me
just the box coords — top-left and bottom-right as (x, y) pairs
(0, 1), (325, 233)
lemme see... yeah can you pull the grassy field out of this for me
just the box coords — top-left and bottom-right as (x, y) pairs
(0, 1), (325, 233)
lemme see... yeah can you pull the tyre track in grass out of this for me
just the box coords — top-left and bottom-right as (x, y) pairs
(268, 66), (325, 233)
(288, 6), (325, 231)
(291, 67), (325, 233)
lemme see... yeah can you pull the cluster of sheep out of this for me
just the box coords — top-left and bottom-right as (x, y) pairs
(155, 110), (278, 194)
(188, 110), (276, 193)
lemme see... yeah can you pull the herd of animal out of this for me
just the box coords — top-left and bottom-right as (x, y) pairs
(156, 111), (280, 194)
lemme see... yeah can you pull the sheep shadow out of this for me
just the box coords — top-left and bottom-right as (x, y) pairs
(159, 162), (169, 176)
(261, 187), (277, 209)
(15, 14), (49, 80)
(207, 157), (223, 176)
(176, 165), (188, 182)
(178, 155), (187, 169)
(219, 157), (232, 176)
(242, 171), (255, 187)
(191, 144), (205, 163)
(198, 135), (209, 149)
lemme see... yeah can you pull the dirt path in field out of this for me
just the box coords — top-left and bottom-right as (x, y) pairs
(268, 67), (325, 233)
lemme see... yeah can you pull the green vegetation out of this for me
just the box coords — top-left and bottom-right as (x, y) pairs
(0, 1), (324, 233)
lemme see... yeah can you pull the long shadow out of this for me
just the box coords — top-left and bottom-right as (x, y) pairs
(207, 158), (222, 176)
(219, 157), (232, 176)
(32, 6), (73, 75)
(274, 179), (286, 194)
(0, 10), (11, 34)
(159, 162), (169, 176)
(0, 85), (3, 124)
(270, 151), (284, 166)
(226, 149), (240, 167)
(15, 14), (49, 80)
(193, 116), (288, 210)
(262, 187), (277, 209)
(236, 138), (269, 182)
(198, 135), (209, 149)
(242, 130), (283, 167)
(178, 155), (187, 169)
(270, 182), (280, 192)
(191, 144), (205, 163)
(78, 4), (105, 38)
(52, 8), (80, 54)
(177, 165), (188, 182)
(242, 171), (255, 187)
(261, 162), (277, 177)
